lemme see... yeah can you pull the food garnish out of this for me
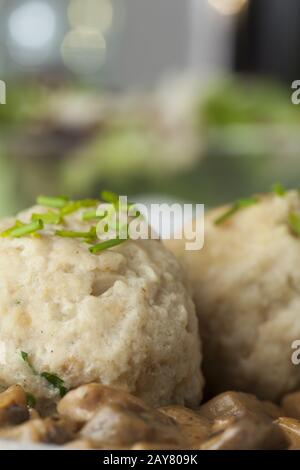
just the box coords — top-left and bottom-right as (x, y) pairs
(55, 227), (97, 240)
(21, 351), (38, 375)
(40, 372), (67, 398)
(21, 351), (68, 398)
(26, 393), (37, 408)
(82, 209), (101, 221)
(101, 190), (119, 206)
(272, 183), (286, 196)
(0, 220), (44, 238)
(288, 212), (300, 237)
(89, 237), (127, 254)
(31, 211), (62, 225)
(214, 197), (258, 225)
(60, 199), (98, 216)
(36, 195), (69, 209)
(0, 192), (133, 254)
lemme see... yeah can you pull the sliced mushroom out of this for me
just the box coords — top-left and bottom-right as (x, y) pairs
(276, 417), (300, 449)
(282, 391), (300, 420)
(80, 401), (184, 448)
(29, 409), (40, 420)
(58, 383), (147, 424)
(0, 385), (29, 427)
(159, 405), (211, 447)
(199, 391), (282, 423)
(200, 415), (287, 450)
(0, 417), (76, 445)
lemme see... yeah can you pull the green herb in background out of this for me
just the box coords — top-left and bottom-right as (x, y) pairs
(272, 183), (286, 197)
(214, 197), (259, 225)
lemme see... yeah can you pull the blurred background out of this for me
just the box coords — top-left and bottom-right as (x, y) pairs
(0, 0), (300, 216)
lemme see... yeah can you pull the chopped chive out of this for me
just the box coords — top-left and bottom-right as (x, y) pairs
(82, 209), (99, 221)
(1, 219), (44, 238)
(289, 212), (300, 237)
(0, 220), (24, 237)
(31, 212), (62, 225)
(272, 183), (286, 197)
(89, 237), (127, 254)
(21, 351), (38, 375)
(55, 227), (97, 239)
(37, 195), (69, 209)
(101, 190), (119, 205)
(26, 393), (37, 408)
(100, 191), (135, 211)
(82, 209), (97, 221)
(214, 197), (258, 225)
(40, 372), (67, 398)
(21, 351), (68, 398)
(60, 199), (98, 216)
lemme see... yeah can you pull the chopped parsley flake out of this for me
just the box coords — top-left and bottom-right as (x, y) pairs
(21, 351), (38, 375)
(21, 351), (68, 398)
(26, 393), (37, 408)
(40, 372), (67, 398)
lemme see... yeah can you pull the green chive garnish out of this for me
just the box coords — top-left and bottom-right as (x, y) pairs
(21, 350), (67, 398)
(89, 238), (127, 254)
(31, 212), (62, 225)
(214, 197), (258, 225)
(21, 351), (38, 375)
(1, 220), (44, 238)
(26, 393), (37, 408)
(82, 209), (101, 221)
(289, 213), (300, 237)
(272, 183), (286, 197)
(40, 372), (67, 398)
(60, 199), (98, 216)
(101, 190), (119, 205)
(37, 195), (69, 209)
(100, 191), (135, 211)
(55, 227), (97, 240)
(0, 221), (23, 237)
(3, 193), (137, 254)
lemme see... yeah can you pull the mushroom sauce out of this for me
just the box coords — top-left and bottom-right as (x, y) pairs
(0, 383), (300, 450)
